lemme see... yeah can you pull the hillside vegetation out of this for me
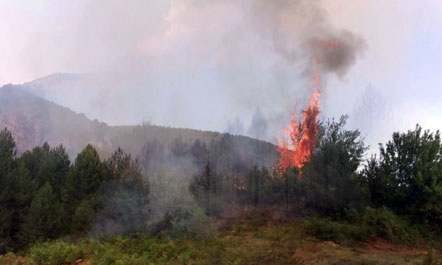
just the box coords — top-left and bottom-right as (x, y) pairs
(2, 85), (442, 264)
(0, 210), (437, 265)
(0, 84), (277, 170)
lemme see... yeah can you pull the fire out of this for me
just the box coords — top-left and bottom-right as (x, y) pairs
(317, 40), (339, 49)
(275, 40), (332, 177)
(276, 88), (320, 178)
(234, 183), (247, 191)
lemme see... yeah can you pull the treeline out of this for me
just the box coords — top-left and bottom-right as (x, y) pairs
(2, 115), (442, 253)
(187, 116), (364, 215)
(189, 116), (442, 232)
(137, 134), (276, 176)
(0, 129), (149, 253)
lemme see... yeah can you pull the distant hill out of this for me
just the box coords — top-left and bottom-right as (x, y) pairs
(0, 83), (278, 175)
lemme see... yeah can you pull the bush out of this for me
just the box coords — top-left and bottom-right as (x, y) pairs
(305, 207), (423, 245)
(148, 205), (215, 237)
(25, 235), (228, 265)
(305, 218), (365, 245)
(359, 207), (420, 243)
(27, 241), (86, 265)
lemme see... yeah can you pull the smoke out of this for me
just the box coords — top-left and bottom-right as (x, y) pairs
(251, 0), (365, 78)
(247, 107), (269, 140)
(0, 0), (365, 138)
(225, 117), (245, 136)
(349, 85), (395, 156)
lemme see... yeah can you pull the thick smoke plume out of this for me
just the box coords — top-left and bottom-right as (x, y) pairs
(251, 0), (365, 78)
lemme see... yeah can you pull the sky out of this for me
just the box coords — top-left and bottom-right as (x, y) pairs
(1, 0), (442, 149)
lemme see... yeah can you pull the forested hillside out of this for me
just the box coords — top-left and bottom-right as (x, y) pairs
(2, 117), (442, 264)
(0, 84), (278, 177)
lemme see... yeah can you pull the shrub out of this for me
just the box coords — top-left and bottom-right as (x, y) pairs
(305, 207), (423, 245)
(25, 235), (228, 265)
(359, 207), (420, 243)
(305, 218), (366, 245)
(27, 241), (86, 265)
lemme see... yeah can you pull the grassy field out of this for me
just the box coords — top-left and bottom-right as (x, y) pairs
(0, 210), (438, 265)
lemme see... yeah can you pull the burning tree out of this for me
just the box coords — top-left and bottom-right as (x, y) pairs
(275, 40), (342, 178)
(276, 89), (320, 178)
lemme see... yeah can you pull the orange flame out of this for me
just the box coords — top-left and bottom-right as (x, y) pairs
(276, 89), (320, 178)
(234, 183), (247, 191)
(274, 40), (337, 178)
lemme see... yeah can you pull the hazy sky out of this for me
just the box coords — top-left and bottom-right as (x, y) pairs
(1, 0), (441, 148)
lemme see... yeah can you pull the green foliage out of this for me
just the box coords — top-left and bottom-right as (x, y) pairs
(189, 162), (219, 215)
(358, 207), (420, 243)
(3, 118), (442, 263)
(299, 116), (367, 215)
(94, 148), (150, 236)
(305, 207), (421, 245)
(305, 217), (364, 245)
(0, 128), (16, 178)
(25, 235), (227, 265)
(18, 183), (62, 245)
(0, 129), (152, 253)
(19, 144), (70, 194)
(364, 125), (442, 225)
(68, 145), (105, 200)
(247, 166), (270, 206)
(149, 206), (215, 238)
(0, 128), (19, 252)
(27, 241), (86, 265)
(0, 164), (36, 252)
(71, 197), (100, 233)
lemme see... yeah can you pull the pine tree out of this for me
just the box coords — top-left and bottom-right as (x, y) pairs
(0, 128), (18, 253)
(96, 148), (150, 235)
(190, 162), (216, 214)
(0, 128), (16, 180)
(68, 145), (105, 201)
(18, 182), (60, 246)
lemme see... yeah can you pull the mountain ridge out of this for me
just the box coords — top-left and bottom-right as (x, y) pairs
(0, 83), (278, 173)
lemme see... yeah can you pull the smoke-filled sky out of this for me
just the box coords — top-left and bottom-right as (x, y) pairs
(1, 0), (442, 148)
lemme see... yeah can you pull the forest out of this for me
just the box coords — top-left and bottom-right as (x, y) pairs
(1, 116), (442, 264)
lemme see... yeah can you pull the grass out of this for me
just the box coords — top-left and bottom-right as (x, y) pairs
(0, 209), (437, 265)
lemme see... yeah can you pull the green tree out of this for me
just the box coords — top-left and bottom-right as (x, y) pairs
(247, 165), (268, 206)
(0, 128), (19, 253)
(190, 162), (217, 214)
(68, 145), (105, 201)
(19, 143), (70, 195)
(0, 164), (36, 252)
(18, 183), (61, 246)
(65, 145), (104, 233)
(96, 148), (150, 235)
(364, 125), (442, 224)
(0, 128), (16, 180)
(300, 116), (367, 215)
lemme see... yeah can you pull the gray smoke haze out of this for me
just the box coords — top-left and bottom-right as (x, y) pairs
(1, 0), (365, 142)
(2, 1), (442, 148)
